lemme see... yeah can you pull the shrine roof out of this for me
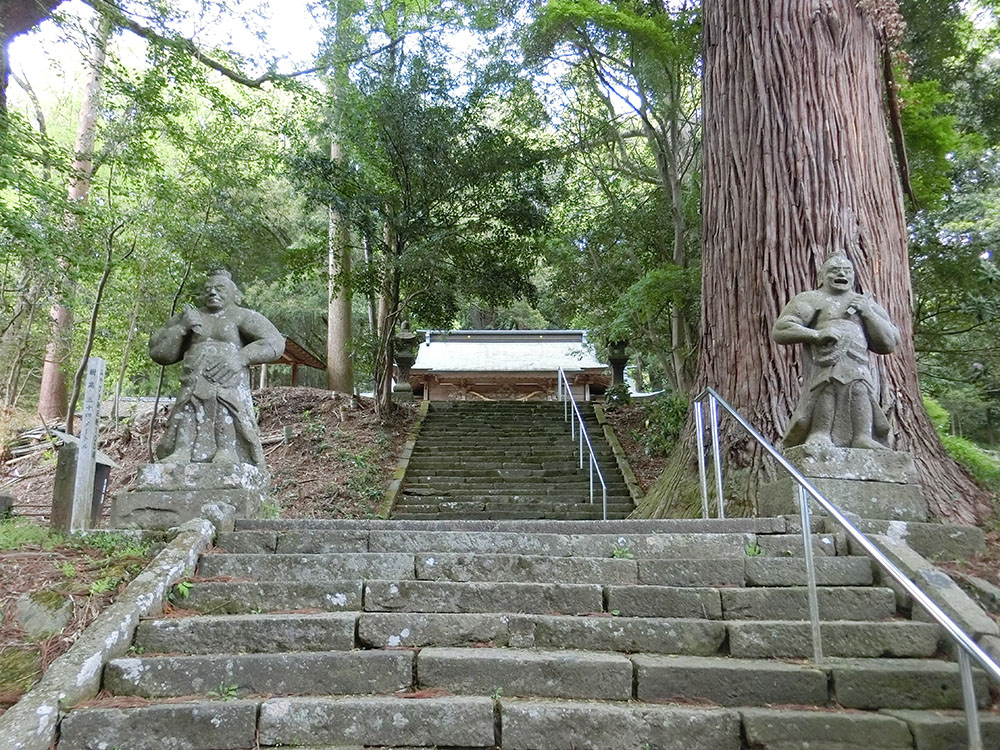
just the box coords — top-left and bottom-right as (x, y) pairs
(411, 330), (606, 373)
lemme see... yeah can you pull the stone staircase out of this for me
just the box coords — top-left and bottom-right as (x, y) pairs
(56, 517), (1000, 749)
(394, 401), (634, 520)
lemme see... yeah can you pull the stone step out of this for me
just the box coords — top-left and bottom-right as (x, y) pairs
(57, 700), (263, 750)
(406, 457), (611, 468)
(54, 695), (1000, 750)
(135, 611), (727, 656)
(135, 612), (359, 654)
(727, 620), (941, 658)
(179, 578), (895, 620)
(404, 468), (615, 479)
(216, 528), (836, 558)
(634, 655), (990, 709)
(392, 510), (635, 521)
(104, 650), (415, 698)
(231, 518), (789, 533)
(392, 502), (634, 516)
(401, 482), (629, 493)
(216, 522), (786, 553)
(199, 550), (873, 589)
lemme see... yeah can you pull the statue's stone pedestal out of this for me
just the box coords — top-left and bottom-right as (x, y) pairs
(759, 446), (929, 522)
(110, 462), (268, 529)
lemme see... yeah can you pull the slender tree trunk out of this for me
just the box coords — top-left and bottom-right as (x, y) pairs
(327, 154), (355, 393)
(38, 13), (111, 421)
(325, 0), (355, 393)
(111, 291), (142, 425)
(634, 0), (993, 523)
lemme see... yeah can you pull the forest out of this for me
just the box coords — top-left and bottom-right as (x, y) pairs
(1, 0), (999, 521)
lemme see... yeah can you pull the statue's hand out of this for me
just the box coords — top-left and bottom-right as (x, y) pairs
(847, 293), (873, 317)
(815, 329), (839, 346)
(203, 353), (246, 386)
(181, 305), (203, 334)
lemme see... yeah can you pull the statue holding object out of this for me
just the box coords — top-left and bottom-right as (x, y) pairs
(772, 252), (901, 451)
(150, 270), (284, 468)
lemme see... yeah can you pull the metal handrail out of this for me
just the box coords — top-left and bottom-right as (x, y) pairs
(694, 386), (1000, 749)
(556, 368), (608, 519)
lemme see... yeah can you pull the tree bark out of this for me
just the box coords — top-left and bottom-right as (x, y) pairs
(634, 0), (993, 524)
(38, 13), (111, 421)
(327, 139), (355, 393)
(325, 0), (355, 394)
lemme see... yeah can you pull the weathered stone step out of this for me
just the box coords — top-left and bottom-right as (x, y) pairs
(392, 510), (635, 521)
(405, 464), (620, 476)
(635, 655), (989, 709)
(494, 698), (741, 750)
(182, 579), (605, 615)
(57, 697), (498, 750)
(607, 584), (896, 620)
(57, 699), (262, 750)
(405, 469), (626, 481)
(407, 456), (610, 467)
(231, 517), (789, 533)
(257, 696), (738, 750)
(393, 500), (635, 511)
(357, 612), (727, 654)
(135, 612), (359, 654)
(727, 620), (941, 658)
(393, 501), (634, 516)
(213, 528), (836, 559)
(198, 552), (415, 581)
(105, 650), (414, 698)
(135, 611), (728, 656)
(412, 444), (615, 455)
(401, 481), (629, 494)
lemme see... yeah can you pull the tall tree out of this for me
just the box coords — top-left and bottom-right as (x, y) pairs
(634, 0), (993, 523)
(37, 11), (112, 422)
(324, 0), (360, 394)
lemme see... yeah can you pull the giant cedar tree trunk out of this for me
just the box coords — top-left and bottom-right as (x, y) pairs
(634, 0), (993, 523)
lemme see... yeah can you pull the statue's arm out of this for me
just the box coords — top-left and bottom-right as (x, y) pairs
(237, 310), (286, 366)
(772, 295), (823, 345)
(149, 309), (196, 365)
(860, 300), (901, 354)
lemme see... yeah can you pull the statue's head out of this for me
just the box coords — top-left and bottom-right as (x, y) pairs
(204, 270), (241, 311)
(818, 252), (855, 295)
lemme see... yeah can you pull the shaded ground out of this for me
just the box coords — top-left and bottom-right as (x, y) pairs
(602, 402), (668, 493)
(0, 386), (415, 713)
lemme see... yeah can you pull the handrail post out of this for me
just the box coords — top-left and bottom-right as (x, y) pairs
(690, 384), (1000, 747)
(708, 394), (725, 518)
(579, 423), (584, 469)
(960, 650), (983, 750)
(694, 400), (710, 520)
(589, 453), (594, 504)
(799, 484), (824, 665)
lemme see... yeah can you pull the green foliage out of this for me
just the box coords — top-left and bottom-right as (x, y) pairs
(635, 392), (689, 458)
(604, 383), (632, 409)
(171, 580), (194, 600)
(611, 537), (634, 559)
(924, 395), (1000, 492)
(0, 518), (61, 550)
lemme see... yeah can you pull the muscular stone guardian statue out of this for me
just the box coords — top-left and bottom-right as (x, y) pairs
(150, 271), (284, 468)
(772, 253), (901, 451)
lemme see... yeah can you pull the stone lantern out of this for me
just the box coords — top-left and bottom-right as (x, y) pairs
(393, 323), (425, 401)
(607, 340), (629, 388)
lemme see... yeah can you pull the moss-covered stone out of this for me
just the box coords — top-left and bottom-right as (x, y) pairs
(0, 646), (41, 694)
(13, 589), (74, 638)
